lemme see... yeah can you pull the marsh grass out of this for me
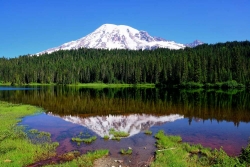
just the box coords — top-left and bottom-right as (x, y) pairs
(45, 149), (109, 167)
(144, 130), (152, 135)
(28, 129), (52, 144)
(109, 128), (129, 138)
(0, 101), (58, 167)
(103, 135), (109, 140)
(111, 136), (121, 141)
(71, 132), (97, 144)
(150, 130), (248, 167)
(120, 148), (132, 155)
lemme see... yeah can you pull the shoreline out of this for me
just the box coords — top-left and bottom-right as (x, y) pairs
(1, 101), (249, 166)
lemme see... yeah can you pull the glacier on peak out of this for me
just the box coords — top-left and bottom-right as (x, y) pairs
(36, 24), (187, 55)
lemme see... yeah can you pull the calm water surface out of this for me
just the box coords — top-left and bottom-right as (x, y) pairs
(1, 86), (250, 165)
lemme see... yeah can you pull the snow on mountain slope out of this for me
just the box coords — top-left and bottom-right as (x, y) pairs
(48, 113), (184, 137)
(185, 40), (204, 48)
(37, 24), (186, 55)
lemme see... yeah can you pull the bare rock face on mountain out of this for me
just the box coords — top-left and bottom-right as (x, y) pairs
(37, 24), (186, 55)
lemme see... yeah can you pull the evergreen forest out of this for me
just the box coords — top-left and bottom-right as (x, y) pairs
(0, 41), (250, 88)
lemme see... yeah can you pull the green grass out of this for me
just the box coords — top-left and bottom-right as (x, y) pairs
(67, 83), (155, 88)
(0, 101), (58, 167)
(103, 135), (109, 140)
(111, 136), (121, 141)
(144, 130), (152, 135)
(0, 82), (155, 88)
(120, 148), (132, 155)
(45, 149), (109, 167)
(109, 128), (129, 138)
(71, 136), (97, 144)
(26, 82), (56, 86)
(0, 82), (55, 86)
(150, 130), (248, 167)
(0, 82), (12, 86)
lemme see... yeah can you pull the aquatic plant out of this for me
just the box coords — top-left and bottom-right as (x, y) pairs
(103, 135), (109, 140)
(120, 147), (132, 155)
(109, 128), (129, 137)
(71, 136), (97, 144)
(144, 130), (152, 135)
(111, 137), (121, 141)
(82, 136), (97, 143)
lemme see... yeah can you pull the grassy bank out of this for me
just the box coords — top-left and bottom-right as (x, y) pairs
(0, 82), (55, 86)
(1, 100), (249, 166)
(0, 101), (59, 166)
(150, 130), (250, 167)
(0, 82), (155, 88)
(67, 83), (155, 88)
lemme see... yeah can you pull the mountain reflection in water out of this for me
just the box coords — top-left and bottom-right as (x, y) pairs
(48, 113), (184, 137)
(1, 86), (250, 157)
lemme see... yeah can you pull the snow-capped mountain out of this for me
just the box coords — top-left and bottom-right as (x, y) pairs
(185, 40), (204, 48)
(48, 113), (184, 137)
(37, 24), (186, 55)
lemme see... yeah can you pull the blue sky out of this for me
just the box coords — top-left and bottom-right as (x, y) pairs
(1, 0), (249, 58)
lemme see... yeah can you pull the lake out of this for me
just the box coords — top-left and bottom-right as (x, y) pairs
(0, 86), (250, 165)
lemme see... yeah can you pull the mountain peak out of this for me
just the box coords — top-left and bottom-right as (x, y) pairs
(36, 24), (186, 55)
(49, 113), (184, 137)
(185, 40), (204, 48)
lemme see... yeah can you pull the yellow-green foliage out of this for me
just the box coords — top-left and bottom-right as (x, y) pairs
(0, 101), (58, 167)
(45, 149), (109, 167)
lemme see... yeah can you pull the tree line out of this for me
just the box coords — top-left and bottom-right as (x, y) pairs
(0, 86), (249, 125)
(0, 41), (250, 86)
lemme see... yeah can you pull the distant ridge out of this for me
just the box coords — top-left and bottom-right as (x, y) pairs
(185, 40), (204, 48)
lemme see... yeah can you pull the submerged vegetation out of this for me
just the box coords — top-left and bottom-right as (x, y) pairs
(109, 128), (130, 138)
(150, 130), (250, 167)
(144, 130), (153, 135)
(103, 135), (109, 140)
(120, 147), (133, 155)
(0, 101), (58, 167)
(71, 136), (97, 144)
(71, 132), (97, 144)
